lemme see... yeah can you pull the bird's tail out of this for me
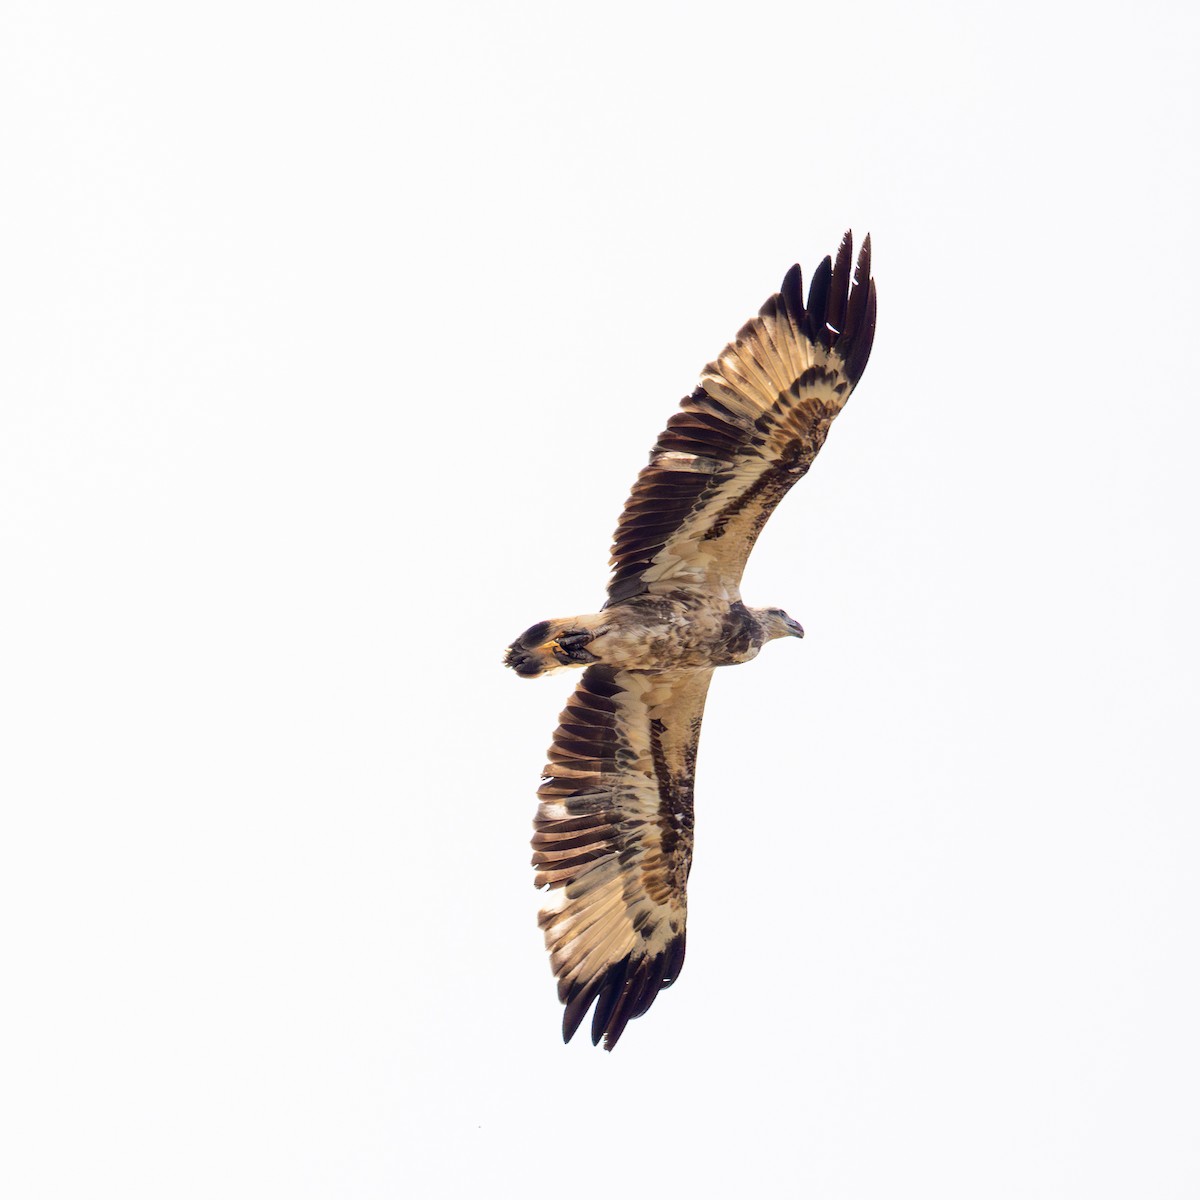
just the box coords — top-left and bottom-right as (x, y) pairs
(504, 617), (605, 678)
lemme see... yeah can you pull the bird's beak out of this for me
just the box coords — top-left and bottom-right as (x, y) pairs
(785, 617), (805, 638)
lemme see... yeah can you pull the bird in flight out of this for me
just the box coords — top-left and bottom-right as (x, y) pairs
(505, 233), (877, 1049)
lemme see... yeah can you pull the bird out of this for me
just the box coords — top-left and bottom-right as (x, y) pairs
(504, 232), (876, 1049)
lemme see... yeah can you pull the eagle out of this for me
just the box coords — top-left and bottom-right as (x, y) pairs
(505, 233), (877, 1049)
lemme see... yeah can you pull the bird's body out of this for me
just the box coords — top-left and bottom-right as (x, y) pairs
(506, 233), (877, 1049)
(506, 593), (797, 677)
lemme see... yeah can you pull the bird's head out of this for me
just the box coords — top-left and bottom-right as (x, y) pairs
(757, 606), (805, 641)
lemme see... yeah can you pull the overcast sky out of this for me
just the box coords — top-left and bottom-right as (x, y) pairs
(3, 2), (1198, 1197)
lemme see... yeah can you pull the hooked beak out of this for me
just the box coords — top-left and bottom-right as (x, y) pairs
(784, 616), (805, 638)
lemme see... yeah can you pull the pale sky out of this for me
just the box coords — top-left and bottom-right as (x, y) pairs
(3, 2), (1198, 1197)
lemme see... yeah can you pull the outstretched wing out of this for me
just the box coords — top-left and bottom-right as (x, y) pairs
(532, 664), (712, 1050)
(607, 232), (877, 606)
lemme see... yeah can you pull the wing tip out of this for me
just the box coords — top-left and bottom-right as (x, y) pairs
(558, 931), (688, 1051)
(771, 232), (875, 385)
(824, 229), (875, 386)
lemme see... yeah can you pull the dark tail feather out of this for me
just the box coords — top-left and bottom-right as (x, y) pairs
(505, 620), (552, 677)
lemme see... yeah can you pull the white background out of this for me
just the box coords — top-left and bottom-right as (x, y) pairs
(2, 2), (1198, 1196)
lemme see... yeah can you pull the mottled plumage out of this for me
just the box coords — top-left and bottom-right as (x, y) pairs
(506, 233), (877, 1049)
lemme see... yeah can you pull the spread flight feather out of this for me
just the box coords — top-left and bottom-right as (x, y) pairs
(507, 232), (876, 1049)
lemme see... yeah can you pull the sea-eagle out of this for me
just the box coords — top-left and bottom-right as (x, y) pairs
(505, 233), (877, 1049)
